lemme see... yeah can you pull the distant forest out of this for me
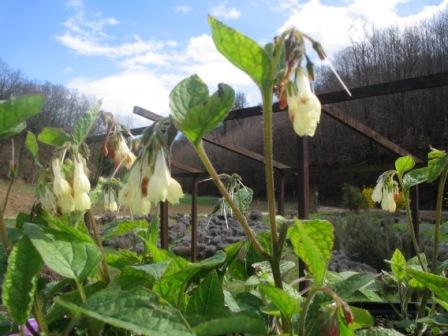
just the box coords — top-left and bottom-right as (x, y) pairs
(1, 10), (448, 206)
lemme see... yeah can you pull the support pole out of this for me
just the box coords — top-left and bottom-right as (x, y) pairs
(159, 201), (169, 249)
(297, 137), (310, 219)
(191, 176), (199, 262)
(297, 137), (309, 290)
(277, 172), (286, 215)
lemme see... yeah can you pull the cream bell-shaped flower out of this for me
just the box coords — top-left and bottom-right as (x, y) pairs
(381, 189), (397, 213)
(57, 193), (75, 213)
(51, 159), (71, 197)
(104, 190), (118, 212)
(116, 135), (136, 169)
(371, 178), (384, 203)
(372, 175), (398, 213)
(73, 154), (91, 194)
(119, 160), (152, 215)
(74, 192), (91, 211)
(287, 68), (321, 137)
(166, 177), (184, 204)
(147, 150), (171, 203)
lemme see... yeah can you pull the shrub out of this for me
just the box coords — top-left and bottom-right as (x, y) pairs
(361, 186), (375, 209)
(341, 184), (364, 211)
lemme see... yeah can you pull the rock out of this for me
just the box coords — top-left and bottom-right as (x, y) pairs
(173, 245), (190, 258)
(248, 210), (263, 221)
(329, 250), (376, 273)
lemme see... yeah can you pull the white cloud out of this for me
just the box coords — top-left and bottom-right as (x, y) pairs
(210, 4), (241, 20)
(278, 0), (448, 56)
(175, 5), (192, 14)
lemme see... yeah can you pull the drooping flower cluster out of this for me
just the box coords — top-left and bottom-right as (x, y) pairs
(104, 188), (118, 212)
(286, 68), (321, 137)
(372, 173), (399, 212)
(51, 153), (92, 213)
(104, 133), (136, 169)
(119, 149), (183, 216)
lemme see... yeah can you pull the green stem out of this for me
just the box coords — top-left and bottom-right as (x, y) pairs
(85, 210), (110, 283)
(75, 279), (87, 303)
(195, 141), (268, 258)
(400, 181), (426, 271)
(0, 206), (9, 253)
(32, 293), (49, 335)
(431, 168), (448, 272)
(2, 176), (15, 214)
(299, 288), (318, 336)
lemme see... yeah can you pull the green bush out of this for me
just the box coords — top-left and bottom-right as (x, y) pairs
(341, 184), (366, 212)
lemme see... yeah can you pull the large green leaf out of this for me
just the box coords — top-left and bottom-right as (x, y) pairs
(170, 75), (235, 145)
(186, 271), (229, 326)
(24, 131), (38, 159)
(24, 223), (101, 281)
(105, 249), (143, 269)
(402, 167), (428, 189)
(390, 249), (406, 282)
(406, 268), (448, 301)
(0, 94), (44, 135)
(350, 306), (374, 330)
(208, 16), (271, 88)
(193, 312), (266, 336)
(427, 150), (448, 183)
(0, 122), (26, 140)
(118, 261), (171, 289)
(102, 219), (148, 240)
(72, 102), (100, 145)
(56, 286), (194, 336)
(37, 127), (71, 147)
(332, 273), (376, 301)
(154, 251), (226, 305)
(355, 327), (405, 335)
(2, 237), (43, 324)
(394, 156), (415, 177)
(288, 219), (334, 285)
(260, 284), (300, 319)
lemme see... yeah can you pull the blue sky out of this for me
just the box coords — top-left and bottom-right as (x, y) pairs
(1, 0), (447, 125)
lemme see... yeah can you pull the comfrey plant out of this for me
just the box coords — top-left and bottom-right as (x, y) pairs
(0, 16), (427, 336)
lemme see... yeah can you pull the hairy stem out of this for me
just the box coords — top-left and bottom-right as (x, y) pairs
(400, 182), (426, 271)
(299, 288), (317, 336)
(0, 206), (9, 253)
(195, 141), (268, 258)
(32, 293), (49, 335)
(85, 210), (110, 283)
(432, 168), (448, 272)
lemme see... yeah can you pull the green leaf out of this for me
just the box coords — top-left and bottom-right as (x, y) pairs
(169, 75), (235, 145)
(24, 223), (101, 281)
(72, 102), (100, 145)
(154, 251), (226, 304)
(390, 249), (406, 282)
(25, 131), (38, 159)
(193, 312), (266, 336)
(186, 271), (229, 326)
(260, 284), (300, 319)
(2, 237), (43, 324)
(0, 122), (26, 140)
(406, 268), (448, 301)
(37, 127), (71, 147)
(105, 249), (143, 269)
(56, 286), (194, 336)
(208, 16), (271, 88)
(350, 306), (374, 330)
(395, 156), (415, 177)
(288, 219), (334, 285)
(402, 167), (428, 189)
(102, 219), (148, 240)
(428, 155), (448, 183)
(0, 94), (44, 135)
(118, 261), (171, 289)
(332, 273), (376, 301)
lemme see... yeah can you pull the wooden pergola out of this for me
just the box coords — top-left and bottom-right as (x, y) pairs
(91, 71), (448, 261)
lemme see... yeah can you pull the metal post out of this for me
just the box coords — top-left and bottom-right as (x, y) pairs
(191, 176), (199, 262)
(159, 201), (169, 249)
(277, 172), (286, 215)
(297, 137), (310, 219)
(297, 136), (309, 290)
(411, 185), (420, 249)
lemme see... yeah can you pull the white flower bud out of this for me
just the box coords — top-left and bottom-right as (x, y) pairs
(74, 192), (91, 211)
(52, 159), (72, 197)
(73, 154), (90, 194)
(57, 193), (75, 213)
(288, 68), (321, 137)
(166, 177), (183, 204)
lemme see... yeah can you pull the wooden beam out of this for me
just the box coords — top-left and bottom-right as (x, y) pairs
(159, 202), (169, 249)
(133, 106), (291, 170)
(191, 176), (199, 262)
(225, 71), (448, 120)
(171, 160), (202, 174)
(323, 105), (423, 163)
